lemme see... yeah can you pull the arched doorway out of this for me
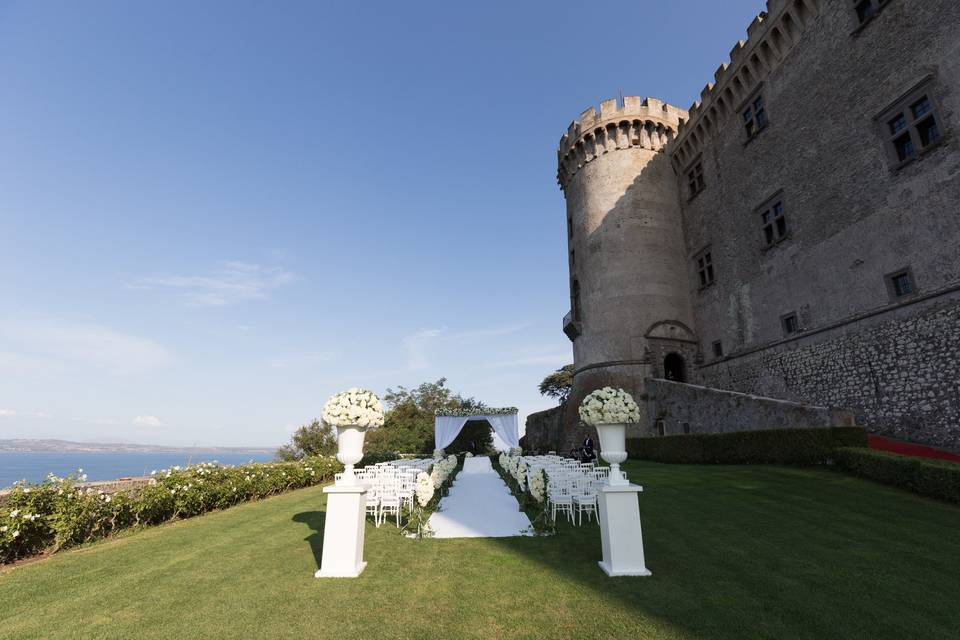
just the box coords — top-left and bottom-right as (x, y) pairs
(663, 352), (687, 383)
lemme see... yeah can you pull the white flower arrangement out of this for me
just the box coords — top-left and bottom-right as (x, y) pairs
(321, 387), (384, 428)
(529, 469), (546, 503)
(415, 471), (435, 507)
(435, 407), (517, 417)
(513, 459), (528, 488)
(508, 447), (522, 456)
(428, 456), (458, 488)
(432, 448), (445, 460)
(464, 452), (473, 458)
(578, 386), (641, 426)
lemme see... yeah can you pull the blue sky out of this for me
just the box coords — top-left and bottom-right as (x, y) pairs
(0, 0), (764, 447)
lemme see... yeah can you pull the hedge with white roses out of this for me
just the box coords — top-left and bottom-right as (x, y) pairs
(0, 457), (341, 564)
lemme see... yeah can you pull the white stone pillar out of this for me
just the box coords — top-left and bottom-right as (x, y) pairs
(597, 483), (652, 577)
(315, 483), (368, 578)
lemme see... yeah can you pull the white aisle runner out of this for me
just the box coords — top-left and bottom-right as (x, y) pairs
(427, 456), (532, 538)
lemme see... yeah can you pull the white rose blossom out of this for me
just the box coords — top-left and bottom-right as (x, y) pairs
(415, 472), (435, 507)
(578, 387), (641, 426)
(321, 387), (385, 428)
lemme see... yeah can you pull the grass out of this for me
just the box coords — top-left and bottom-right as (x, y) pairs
(1, 460), (959, 639)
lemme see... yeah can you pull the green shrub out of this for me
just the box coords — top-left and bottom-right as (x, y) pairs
(357, 451), (400, 468)
(834, 447), (960, 504)
(0, 456), (342, 564)
(626, 427), (867, 465)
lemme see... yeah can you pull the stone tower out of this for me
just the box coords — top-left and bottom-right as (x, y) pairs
(557, 96), (695, 448)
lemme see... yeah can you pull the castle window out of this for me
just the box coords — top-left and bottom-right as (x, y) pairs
(852, 0), (892, 28)
(682, 422), (691, 435)
(781, 312), (799, 337)
(877, 78), (944, 168)
(742, 94), (768, 138)
(695, 249), (715, 288)
(687, 160), (705, 199)
(712, 341), (723, 358)
(572, 278), (582, 321)
(885, 267), (917, 300)
(760, 198), (788, 246)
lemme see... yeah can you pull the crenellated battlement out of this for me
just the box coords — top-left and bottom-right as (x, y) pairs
(670, 0), (824, 169)
(556, 96), (688, 191)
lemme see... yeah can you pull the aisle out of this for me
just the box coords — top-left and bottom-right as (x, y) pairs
(427, 456), (532, 538)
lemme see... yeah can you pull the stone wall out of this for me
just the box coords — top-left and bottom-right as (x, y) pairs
(700, 296), (960, 451)
(524, 405), (565, 453)
(555, 0), (960, 452)
(680, 0), (960, 357)
(646, 378), (853, 437)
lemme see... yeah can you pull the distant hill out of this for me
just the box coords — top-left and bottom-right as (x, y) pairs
(0, 439), (275, 454)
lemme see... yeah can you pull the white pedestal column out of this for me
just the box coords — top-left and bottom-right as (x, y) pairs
(316, 483), (368, 578)
(597, 483), (652, 577)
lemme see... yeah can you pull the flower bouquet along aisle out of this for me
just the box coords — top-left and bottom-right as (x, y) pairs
(322, 387), (384, 484)
(578, 387), (641, 486)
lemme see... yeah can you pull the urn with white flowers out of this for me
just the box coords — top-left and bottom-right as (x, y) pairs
(578, 387), (641, 486)
(322, 387), (385, 485)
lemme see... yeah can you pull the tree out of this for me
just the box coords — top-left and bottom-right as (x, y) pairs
(364, 378), (493, 454)
(275, 419), (337, 461)
(538, 364), (574, 404)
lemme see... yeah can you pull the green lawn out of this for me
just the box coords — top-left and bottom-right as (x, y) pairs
(2, 461), (959, 640)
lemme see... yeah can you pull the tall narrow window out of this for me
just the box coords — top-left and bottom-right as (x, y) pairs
(572, 279), (582, 321)
(885, 267), (917, 300)
(853, 0), (892, 27)
(742, 94), (768, 138)
(687, 160), (705, 198)
(759, 198), (788, 246)
(695, 248), (715, 288)
(781, 312), (799, 337)
(712, 341), (723, 358)
(878, 79), (945, 168)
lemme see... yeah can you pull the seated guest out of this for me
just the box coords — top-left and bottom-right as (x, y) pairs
(582, 435), (596, 462)
(569, 447), (581, 461)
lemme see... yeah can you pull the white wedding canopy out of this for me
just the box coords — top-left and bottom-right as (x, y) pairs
(434, 409), (520, 450)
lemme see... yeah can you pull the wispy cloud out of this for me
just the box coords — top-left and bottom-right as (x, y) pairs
(85, 417), (119, 425)
(0, 320), (172, 375)
(133, 415), (162, 427)
(129, 261), (295, 307)
(0, 409), (53, 419)
(398, 323), (539, 372)
(448, 323), (533, 340)
(483, 353), (571, 368)
(267, 352), (334, 369)
(402, 328), (444, 370)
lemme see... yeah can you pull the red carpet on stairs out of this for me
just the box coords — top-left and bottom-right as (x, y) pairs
(867, 434), (960, 463)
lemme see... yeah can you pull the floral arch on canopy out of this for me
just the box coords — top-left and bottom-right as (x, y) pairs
(433, 407), (520, 451)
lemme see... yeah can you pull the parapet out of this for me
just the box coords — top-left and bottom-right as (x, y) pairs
(556, 96), (688, 191)
(670, 0), (825, 169)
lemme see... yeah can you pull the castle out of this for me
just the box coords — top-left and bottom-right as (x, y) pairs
(527, 0), (960, 453)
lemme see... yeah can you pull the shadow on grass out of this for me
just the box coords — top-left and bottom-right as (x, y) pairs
(480, 460), (960, 639)
(292, 511), (326, 571)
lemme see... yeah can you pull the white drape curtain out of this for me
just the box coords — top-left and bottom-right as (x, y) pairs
(434, 413), (520, 450)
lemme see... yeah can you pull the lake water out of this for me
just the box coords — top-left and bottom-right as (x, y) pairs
(0, 452), (276, 490)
